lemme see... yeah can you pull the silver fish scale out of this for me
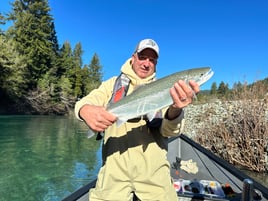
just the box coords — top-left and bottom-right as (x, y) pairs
(107, 67), (213, 112)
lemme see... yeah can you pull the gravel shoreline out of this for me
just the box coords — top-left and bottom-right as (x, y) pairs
(182, 99), (268, 172)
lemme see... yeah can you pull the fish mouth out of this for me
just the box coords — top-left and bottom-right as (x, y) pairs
(195, 69), (214, 86)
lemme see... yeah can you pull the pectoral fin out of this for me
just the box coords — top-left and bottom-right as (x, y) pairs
(146, 111), (157, 122)
(116, 117), (128, 127)
(146, 110), (162, 122)
(87, 129), (96, 138)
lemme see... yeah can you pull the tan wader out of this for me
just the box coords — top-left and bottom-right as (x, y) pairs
(88, 124), (178, 201)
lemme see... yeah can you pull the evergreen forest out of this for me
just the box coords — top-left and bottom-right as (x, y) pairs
(0, 0), (102, 115)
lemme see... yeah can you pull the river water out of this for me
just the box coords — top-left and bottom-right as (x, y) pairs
(0, 115), (267, 201)
(0, 115), (102, 201)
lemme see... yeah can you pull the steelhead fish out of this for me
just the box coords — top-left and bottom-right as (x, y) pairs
(87, 67), (214, 138)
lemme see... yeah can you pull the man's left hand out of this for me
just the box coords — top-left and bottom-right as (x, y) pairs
(167, 80), (200, 120)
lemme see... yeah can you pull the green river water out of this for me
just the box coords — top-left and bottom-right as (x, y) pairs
(0, 115), (267, 201)
(0, 115), (102, 201)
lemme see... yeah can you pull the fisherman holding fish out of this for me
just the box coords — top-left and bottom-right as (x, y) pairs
(75, 39), (201, 201)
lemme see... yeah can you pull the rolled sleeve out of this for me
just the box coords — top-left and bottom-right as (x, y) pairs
(74, 99), (93, 121)
(161, 110), (185, 137)
(74, 77), (116, 121)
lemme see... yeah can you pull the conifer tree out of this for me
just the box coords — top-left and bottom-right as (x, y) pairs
(56, 41), (74, 76)
(217, 81), (229, 97)
(80, 64), (91, 96)
(87, 53), (103, 92)
(7, 0), (58, 89)
(0, 34), (28, 98)
(0, 13), (5, 34)
(77, 53), (103, 98)
(72, 42), (83, 97)
(210, 82), (217, 96)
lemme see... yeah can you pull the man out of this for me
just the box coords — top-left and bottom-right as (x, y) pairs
(75, 39), (199, 201)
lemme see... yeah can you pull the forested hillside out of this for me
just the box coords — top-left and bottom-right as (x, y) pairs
(0, 0), (102, 114)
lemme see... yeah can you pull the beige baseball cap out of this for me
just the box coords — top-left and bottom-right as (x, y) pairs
(134, 39), (159, 57)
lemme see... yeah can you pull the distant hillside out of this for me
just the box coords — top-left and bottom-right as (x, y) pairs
(200, 77), (268, 93)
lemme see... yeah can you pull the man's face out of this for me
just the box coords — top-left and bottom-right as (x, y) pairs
(131, 48), (158, 79)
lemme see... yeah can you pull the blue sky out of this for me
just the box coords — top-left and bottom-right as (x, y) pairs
(2, 0), (268, 90)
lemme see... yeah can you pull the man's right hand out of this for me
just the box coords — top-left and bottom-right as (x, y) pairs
(79, 104), (117, 132)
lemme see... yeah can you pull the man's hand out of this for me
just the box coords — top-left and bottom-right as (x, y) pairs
(79, 104), (117, 132)
(167, 80), (200, 120)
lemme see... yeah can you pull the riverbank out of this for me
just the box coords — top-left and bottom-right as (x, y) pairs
(183, 98), (268, 173)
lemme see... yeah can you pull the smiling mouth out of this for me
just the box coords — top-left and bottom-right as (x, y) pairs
(141, 66), (150, 71)
(140, 69), (149, 74)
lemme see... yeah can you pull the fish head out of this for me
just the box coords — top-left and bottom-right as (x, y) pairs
(184, 67), (214, 86)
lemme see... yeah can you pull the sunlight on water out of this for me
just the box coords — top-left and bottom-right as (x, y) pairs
(0, 115), (102, 201)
